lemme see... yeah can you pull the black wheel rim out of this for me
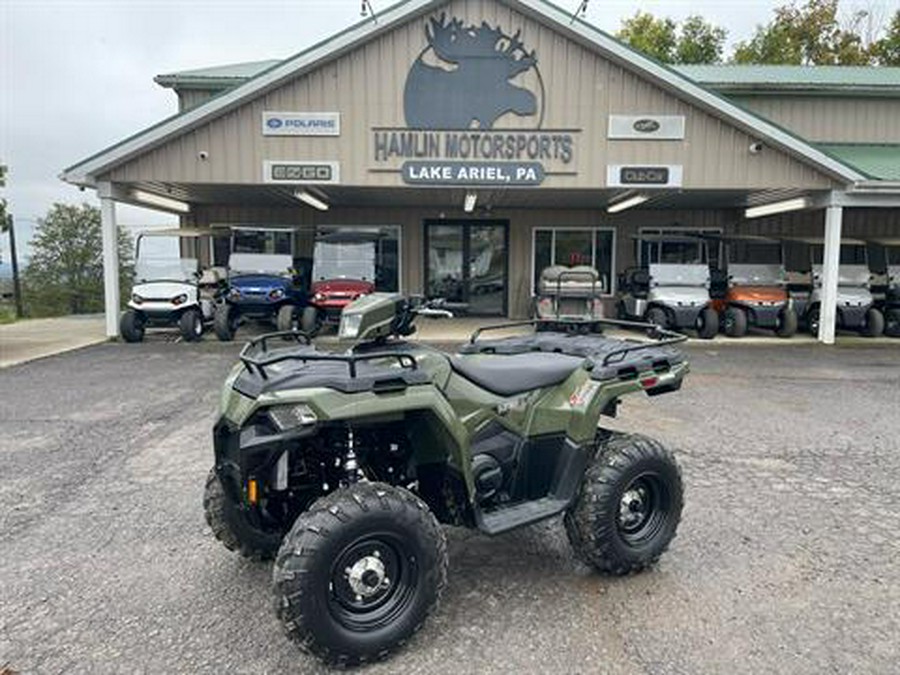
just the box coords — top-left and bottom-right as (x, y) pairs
(329, 533), (417, 632)
(616, 473), (671, 546)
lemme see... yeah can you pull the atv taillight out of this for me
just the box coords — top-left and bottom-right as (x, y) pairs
(640, 376), (659, 388)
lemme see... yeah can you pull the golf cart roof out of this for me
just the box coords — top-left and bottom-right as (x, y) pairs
(631, 234), (707, 244)
(691, 233), (781, 245)
(868, 238), (900, 247)
(137, 227), (215, 238)
(778, 236), (868, 246)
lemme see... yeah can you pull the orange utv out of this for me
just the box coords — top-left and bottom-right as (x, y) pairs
(706, 234), (798, 338)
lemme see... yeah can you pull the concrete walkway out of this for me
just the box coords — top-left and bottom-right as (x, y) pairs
(0, 314), (107, 368)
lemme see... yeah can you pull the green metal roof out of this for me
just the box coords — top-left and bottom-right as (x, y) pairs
(676, 65), (900, 96)
(154, 60), (282, 89)
(815, 144), (900, 181)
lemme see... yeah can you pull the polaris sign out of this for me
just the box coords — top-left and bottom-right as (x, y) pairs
(262, 112), (341, 136)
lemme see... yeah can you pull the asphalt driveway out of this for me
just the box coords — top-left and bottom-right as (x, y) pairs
(1, 340), (898, 674)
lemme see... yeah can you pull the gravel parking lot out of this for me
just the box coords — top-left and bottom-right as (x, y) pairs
(1, 339), (898, 674)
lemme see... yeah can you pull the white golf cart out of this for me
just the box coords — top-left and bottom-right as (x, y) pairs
(616, 234), (719, 339)
(785, 237), (883, 337)
(121, 228), (224, 343)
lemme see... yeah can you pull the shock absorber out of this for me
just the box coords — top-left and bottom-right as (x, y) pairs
(342, 427), (365, 484)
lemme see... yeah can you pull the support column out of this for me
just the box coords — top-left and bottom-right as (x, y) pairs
(98, 182), (120, 338)
(819, 200), (843, 345)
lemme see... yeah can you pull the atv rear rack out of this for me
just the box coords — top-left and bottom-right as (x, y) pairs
(468, 318), (687, 366)
(239, 331), (418, 380)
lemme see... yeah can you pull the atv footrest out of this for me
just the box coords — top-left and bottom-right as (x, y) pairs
(475, 497), (570, 536)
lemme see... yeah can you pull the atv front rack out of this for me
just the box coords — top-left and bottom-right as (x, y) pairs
(239, 331), (418, 380)
(468, 318), (687, 367)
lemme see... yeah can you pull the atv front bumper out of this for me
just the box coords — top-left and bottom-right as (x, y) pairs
(213, 416), (317, 503)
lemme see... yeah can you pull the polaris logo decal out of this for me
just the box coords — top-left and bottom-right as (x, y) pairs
(262, 112), (341, 136)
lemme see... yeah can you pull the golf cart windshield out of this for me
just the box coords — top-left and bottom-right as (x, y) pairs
(135, 258), (199, 283)
(642, 240), (707, 265)
(811, 244), (867, 266)
(134, 234), (200, 282)
(313, 241), (376, 282)
(228, 253), (293, 276)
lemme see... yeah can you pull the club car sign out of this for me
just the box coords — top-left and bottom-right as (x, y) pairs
(371, 14), (577, 186)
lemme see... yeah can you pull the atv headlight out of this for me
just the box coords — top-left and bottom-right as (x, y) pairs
(268, 404), (318, 431)
(228, 288), (241, 301)
(339, 313), (362, 339)
(313, 292), (326, 302)
(172, 293), (188, 306)
(131, 293), (144, 305)
(269, 288), (285, 301)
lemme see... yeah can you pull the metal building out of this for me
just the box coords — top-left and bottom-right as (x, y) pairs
(61, 0), (900, 343)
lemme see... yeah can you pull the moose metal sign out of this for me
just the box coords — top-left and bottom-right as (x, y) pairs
(369, 13), (579, 187)
(403, 14), (542, 130)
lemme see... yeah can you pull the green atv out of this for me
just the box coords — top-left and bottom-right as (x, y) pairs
(204, 294), (690, 666)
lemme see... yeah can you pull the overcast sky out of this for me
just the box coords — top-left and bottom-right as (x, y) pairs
(1, 0), (895, 261)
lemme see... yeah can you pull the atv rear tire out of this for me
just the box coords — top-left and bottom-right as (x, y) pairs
(203, 468), (282, 560)
(696, 306), (719, 339)
(775, 307), (798, 338)
(565, 433), (683, 575)
(273, 482), (448, 667)
(214, 304), (237, 342)
(861, 307), (884, 337)
(276, 304), (296, 333)
(885, 308), (900, 337)
(724, 306), (748, 338)
(120, 310), (145, 343)
(646, 307), (668, 330)
(179, 308), (203, 342)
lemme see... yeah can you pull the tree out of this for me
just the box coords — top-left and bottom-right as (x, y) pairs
(732, 0), (870, 65)
(676, 16), (728, 64)
(617, 12), (678, 63)
(871, 10), (900, 65)
(23, 203), (133, 317)
(0, 164), (7, 226)
(616, 12), (727, 65)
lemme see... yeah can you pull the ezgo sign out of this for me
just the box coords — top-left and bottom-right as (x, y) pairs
(262, 112), (340, 136)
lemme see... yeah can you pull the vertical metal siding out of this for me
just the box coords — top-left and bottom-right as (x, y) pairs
(733, 95), (900, 144)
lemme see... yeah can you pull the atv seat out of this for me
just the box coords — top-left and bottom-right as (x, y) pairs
(449, 352), (585, 396)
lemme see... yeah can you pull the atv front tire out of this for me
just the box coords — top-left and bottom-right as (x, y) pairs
(565, 433), (683, 575)
(214, 304), (237, 342)
(273, 482), (448, 667)
(203, 468), (283, 560)
(120, 310), (145, 343)
(179, 308), (203, 342)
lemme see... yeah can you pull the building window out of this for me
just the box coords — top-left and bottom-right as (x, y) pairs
(532, 227), (616, 295)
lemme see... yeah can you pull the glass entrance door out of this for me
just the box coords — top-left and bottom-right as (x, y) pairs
(425, 221), (508, 316)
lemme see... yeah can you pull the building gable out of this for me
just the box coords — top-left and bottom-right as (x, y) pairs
(66, 0), (860, 192)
